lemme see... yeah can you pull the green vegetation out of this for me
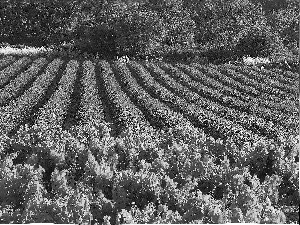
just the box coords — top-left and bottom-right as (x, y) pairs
(0, 0), (298, 63)
(0, 0), (298, 224)
(0, 56), (298, 223)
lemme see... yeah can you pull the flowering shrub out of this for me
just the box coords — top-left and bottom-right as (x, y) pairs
(0, 58), (298, 224)
(0, 120), (298, 224)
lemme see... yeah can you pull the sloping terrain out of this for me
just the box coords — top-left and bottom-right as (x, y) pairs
(0, 56), (298, 142)
(0, 55), (298, 224)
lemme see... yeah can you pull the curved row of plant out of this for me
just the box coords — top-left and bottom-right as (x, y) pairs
(208, 64), (298, 116)
(154, 63), (297, 132)
(228, 65), (299, 112)
(112, 61), (191, 130)
(232, 65), (299, 112)
(33, 60), (79, 130)
(214, 65), (298, 117)
(0, 58), (63, 134)
(215, 64), (297, 100)
(176, 63), (252, 104)
(168, 65), (286, 139)
(227, 64), (298, 97)
(0, 55), (15, 70)
(78, 60), (105, 127)
(255, 66), (299, 83)
(0, 58), (47, 106)
(129, 61), (268, 143)
(0, 57), (31, 87)
(176, 63), (297, 116)
(194, 64), (296, 114)
(139, 62), (290, 141)
(0, 58), (297, 140)
(99, 60), (150, 132)
(189, 64), (297, 127)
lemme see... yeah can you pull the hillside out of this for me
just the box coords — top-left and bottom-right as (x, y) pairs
(0, 55), (298, 223)
(0, 55), (298, 140)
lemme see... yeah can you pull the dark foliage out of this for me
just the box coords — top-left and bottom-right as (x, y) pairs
(0, 0), (298, 61)
(235, 27), (279, 58)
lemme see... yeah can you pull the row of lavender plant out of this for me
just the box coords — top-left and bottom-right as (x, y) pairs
(34, 60), (79, 130)
(193, 64), (293, 113)
(176, 63), (257, 108)
(242, 64), (297, 88)
(143, 62), (205, 105)
(0, 56), (15, 70)
(255, 66), (299, 82)
(129, 61), (206, 128)
(184, 65), (293, 114)
(158, 63), (296, 131)
(0, 58), (47, 106)
(228, 64), (298, 98)
(78, 60), (105, 126)
(139, 62), (286, 141)
(215, 64), (297, 100)
(0, 58), (63, 134)
(131, 61), (272, 142)
(99, 60), (150, 132)
(0, 57), (32, 87)
(166, 63), (289, 139)
(229, 65), (299, 114)
(190, 64), (297, 121)
(199, 64), (260, 96)
(206, 64), (297, 115)
(162, 63), (257, 106)
(112, 61), (191, 130)
(177, 63), (253, 104)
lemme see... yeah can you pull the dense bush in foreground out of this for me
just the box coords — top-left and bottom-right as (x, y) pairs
(0, 122), (298, 224)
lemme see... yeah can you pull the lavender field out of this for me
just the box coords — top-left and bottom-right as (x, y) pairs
(0, 55), (299, 224)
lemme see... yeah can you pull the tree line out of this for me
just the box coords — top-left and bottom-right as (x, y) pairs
(0, 0), (298, 61)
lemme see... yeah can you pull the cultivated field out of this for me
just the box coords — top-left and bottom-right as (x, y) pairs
(0, 55), (299, 223)
(0, 55), (298, 141)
